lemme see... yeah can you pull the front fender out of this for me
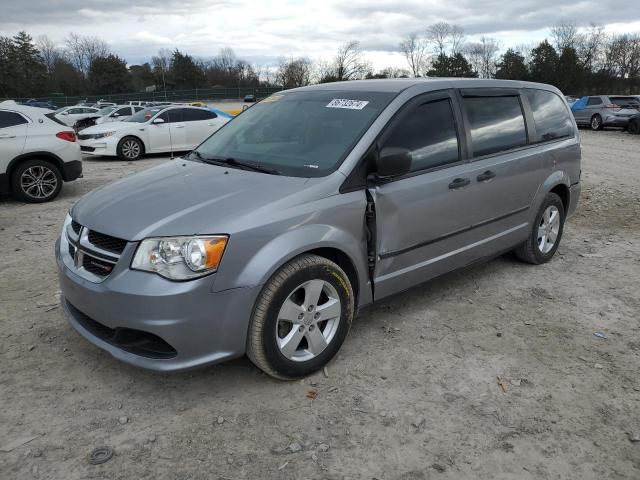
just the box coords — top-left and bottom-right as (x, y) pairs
(216, 223), (372, 307)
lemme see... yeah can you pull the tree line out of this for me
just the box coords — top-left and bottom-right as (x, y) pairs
(1, 21), (639, 99)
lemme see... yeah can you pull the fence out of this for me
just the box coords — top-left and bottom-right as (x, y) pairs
(5, 86), (286, 107)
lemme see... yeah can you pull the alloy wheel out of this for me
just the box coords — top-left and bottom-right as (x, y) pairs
(121, 140), (141, 159)
(537, 205), (560, 254)
(591, 116), (601, 130)
(20, 165), (58, 200)
(276, 279), (341, 362)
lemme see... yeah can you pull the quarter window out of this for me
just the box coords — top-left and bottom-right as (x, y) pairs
(524, 89), (573, 142)
(0, 111), (28, 128)
(463, 96), (527, 157)
(183, 109), (216, 121)
(382, 98), (460, 172)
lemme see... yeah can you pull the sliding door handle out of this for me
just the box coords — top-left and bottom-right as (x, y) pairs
(477, 170), (496, 182)
(448, 177), (470, 189)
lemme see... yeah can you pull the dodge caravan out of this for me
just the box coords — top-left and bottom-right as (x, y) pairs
(56, 79), (581, 379)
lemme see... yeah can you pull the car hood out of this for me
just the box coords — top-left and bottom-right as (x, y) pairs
(72, 159), (324, 241)
(80, 122), (136, 134)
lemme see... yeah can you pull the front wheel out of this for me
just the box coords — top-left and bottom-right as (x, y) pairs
(590, 114), (603, 131)
(246, 254), (354, 380)
(515, 192), (565, 265)
(628, 120), (640, 135)
(117, 137), (144, 161)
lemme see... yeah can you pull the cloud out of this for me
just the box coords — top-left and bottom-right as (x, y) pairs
(1, 0), (639, 70)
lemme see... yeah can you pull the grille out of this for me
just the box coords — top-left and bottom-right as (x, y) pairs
(80, 146), (95, 152)
(68, 243), (76, 258)
(66, 300), (177, 359)
(71, 220), (81, 234)
(88, 230), (127, 255)
(82, 255), (115, 277)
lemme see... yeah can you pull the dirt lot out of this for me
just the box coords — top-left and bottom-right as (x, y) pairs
(1, 130), (639, 480)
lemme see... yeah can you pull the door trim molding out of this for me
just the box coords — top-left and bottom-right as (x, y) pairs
(378, 205), (529, 259)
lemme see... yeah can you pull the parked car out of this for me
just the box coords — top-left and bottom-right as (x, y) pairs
(54, 106), (100, 128)
(0, 100), (82, 203)
(571, 95), (640, 130)
(57, 79), (580, 378)
(75, 105), (145, 131)
(244, 94), (256, 103)
(76, 105), (230, 160)
(21, 99), (57, 110)
(127, 101), (152, 107)
(628, 113), (640, 134)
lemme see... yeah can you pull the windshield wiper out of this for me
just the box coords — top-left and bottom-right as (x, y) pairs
(188, 152), (281, 175)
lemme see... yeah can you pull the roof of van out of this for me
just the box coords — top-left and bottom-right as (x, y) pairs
(287, 77), (557, 94)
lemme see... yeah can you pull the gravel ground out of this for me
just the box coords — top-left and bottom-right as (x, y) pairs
(1, 129), (639, 480)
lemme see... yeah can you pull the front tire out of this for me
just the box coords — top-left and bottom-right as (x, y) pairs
(628, 120), (640, 135)
(246, 254), (354, 380)
(117, 137), (144, 161)
(515, 192), (565, 265)
(590, 114), (603, 131)
(11, 159), (62, 203)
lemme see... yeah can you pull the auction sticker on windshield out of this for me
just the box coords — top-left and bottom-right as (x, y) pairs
(326, 99), (369, 110)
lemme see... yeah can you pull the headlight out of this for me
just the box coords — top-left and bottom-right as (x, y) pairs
(93, 131), (115, 139)
(131, 235), (228, 280)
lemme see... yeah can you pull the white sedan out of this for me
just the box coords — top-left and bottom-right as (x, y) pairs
(77, 106), (231, 160)
(54, 106), (100, 127)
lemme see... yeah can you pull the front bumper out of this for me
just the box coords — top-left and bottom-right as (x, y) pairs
(56, 238), (259, 371)
(78, 137), (118, 156)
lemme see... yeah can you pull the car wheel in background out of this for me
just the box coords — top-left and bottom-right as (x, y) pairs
(628, 120), (640, 135)
(590, 114), (603, 131)
(515, 192), (565, 265)
(11, 159), (62, 203)
(117, 137), (144, 161)
(247, 254), (354, 380)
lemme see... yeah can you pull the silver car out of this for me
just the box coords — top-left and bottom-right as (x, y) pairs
(56, 79), (581, 379)
(571, 95), (640, 130)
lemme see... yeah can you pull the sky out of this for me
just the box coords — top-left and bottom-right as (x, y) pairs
(2, 0), (640, 71)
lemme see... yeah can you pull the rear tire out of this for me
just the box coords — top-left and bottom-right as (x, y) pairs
(590, 114), (603, 131)
(246, 254), (354, 380)
(515, 192), (565, 265)
(117, 137), (144, 161)
(11, 159), (62, 203)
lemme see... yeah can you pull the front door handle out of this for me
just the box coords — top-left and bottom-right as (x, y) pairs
(174, 125), (185, 129)
(448, 177), (470, 189)
(477, 170), (496, 182)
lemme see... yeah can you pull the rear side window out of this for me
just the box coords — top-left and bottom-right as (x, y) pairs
(183, 109), (216, 121)
(114, 107), (130, 116)
(463, 96), (527, 157)
(382, 98), (459, 172)
(587, 97), (603, 106)
(524, 89), (573, 142)
(0, 111), (28, 128)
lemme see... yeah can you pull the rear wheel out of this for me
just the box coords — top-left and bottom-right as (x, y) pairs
(515, 192), (565, 265)
(590, 114), (603, 131)
(11, 159), (62, 203)
(117, 137), (143, 161)
(246, 254), (354, 380)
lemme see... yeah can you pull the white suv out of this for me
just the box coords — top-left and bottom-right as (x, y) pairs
(0, 101), (82, 203)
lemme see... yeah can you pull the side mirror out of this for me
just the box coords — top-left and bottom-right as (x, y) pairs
(112, 113), (120, 117)
(61, 112), (69, 115)
(376, 147), (412, 179)
(152, 118), (165, 124)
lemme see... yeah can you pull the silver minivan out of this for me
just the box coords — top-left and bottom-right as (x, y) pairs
(56, 79), (581, 379)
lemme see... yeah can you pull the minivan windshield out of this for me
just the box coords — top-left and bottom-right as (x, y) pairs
(194, 90), (396, 177)
(127, 107), (163, 123)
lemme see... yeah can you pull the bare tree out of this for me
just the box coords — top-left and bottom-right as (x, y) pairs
(426, 21), (452, 55)
(576, 23), (606, 71)
(36, 35), (61, 74)
(399, 32), (427, 77)
(64, 33), (109, 76)
(464, 36), (500, 78)
(276, 57), (312, 87)
(450, 25), (466, 55)
(551, 20), (579, 52)
(331, 41), (371, 81)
